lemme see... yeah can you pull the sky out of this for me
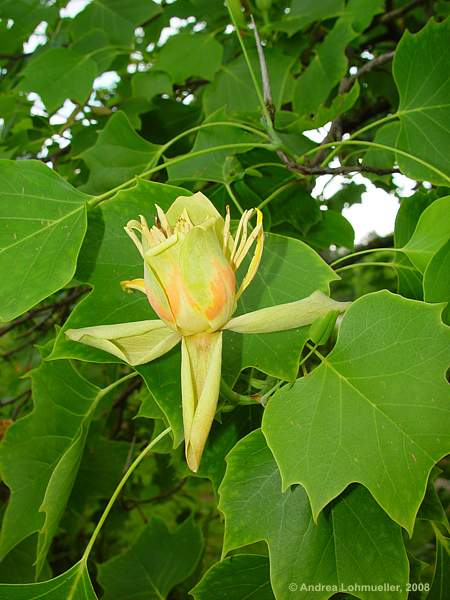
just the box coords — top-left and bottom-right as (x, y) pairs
(22, 0), (418, 245)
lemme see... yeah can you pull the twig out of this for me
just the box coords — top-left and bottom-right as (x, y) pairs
(311, 51), (395, 166)
(0, 287), (86, 337)
(1, 389), (31, 407)
(286, 163), (399, 176)
(376, 0), (424, 24)
(123, 479), (187, 510)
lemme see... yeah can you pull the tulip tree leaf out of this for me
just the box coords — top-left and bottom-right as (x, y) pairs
(393, 191), (436, 300)
(17, 48), (98, 115)
(71, 0), (161, 45)
(80, 111), (162, 195)
(428, 535), (450, 600)
(401, 195), (450, 273)
(394, 18), (450, 185)
(203, 48), (295, 116)
(222, 234), (338, 383)
(0, 360), (100, 575)
(131, 71), (173, 101)
(191, 555), (274, 600)
(156, 33), (223, 84)
(97, 517), (203, 600)
(424, 240), (450, 324)
(50, 180), (190, 445)
(167, 110), (260, 183)
(292, 0), (383, 128)
(0, 160), (88, 322)
(0, 561), (97, 600)
(219, 430), (409, 600)
(262, 290), (450, 533)
(275, 0), (345, 35)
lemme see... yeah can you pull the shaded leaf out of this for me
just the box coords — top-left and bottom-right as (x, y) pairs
(167, 110), (260, 183)
(131, 70), (173, 102)
(191, 554), (274, 600)
(17, 48), (97, 115)
(274, 0), (345, 36)
(305, 209), (355, 250)
(0, 561), (96, 600)
(219, 430), (409, 599)
(394, 18), (450, 185)
(263, 290), (450, 532)
(156, 33), (223, 84)
(0, 160), (88, 322)
(428, 535), (450, 600)
(402, 195), (450, 273)
(204, 48), (295, 116)
(424, 240), (450, 324)
(293, 0), (383, 128)
(80, 111), (161, 195)
(71, 0), (161, 45)
(0, 361), (99, 574)
(97, 517), (203, 600)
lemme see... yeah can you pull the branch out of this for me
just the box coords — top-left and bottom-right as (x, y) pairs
(376, 0), (425, 24)
(0, 287), (86, 338)
(309, 52), (395, 167)
(282, 161), (399, 177)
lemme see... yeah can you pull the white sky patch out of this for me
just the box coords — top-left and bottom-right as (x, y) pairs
(23, 21), (48, 53)
(313, 172), (400, 244)
(93, 71), (120, 89)
(303, 122), (331, 143)
(60, 0), (91, 18)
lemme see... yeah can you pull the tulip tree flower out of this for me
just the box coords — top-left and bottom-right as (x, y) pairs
(66, 193), (350, 472)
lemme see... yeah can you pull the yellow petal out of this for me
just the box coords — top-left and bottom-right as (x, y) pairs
(224, 291), (351, 333)
(66, 320), (181, 366)
(181, 331), (223, 472)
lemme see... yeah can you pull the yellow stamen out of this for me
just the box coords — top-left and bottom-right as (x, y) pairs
(236, 208), (264, 299)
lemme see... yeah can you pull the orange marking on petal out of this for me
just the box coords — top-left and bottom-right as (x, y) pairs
(204, 261), (236, 321)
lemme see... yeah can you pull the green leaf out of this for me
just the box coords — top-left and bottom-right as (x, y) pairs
(0, 561), (96, 600)
(293, 1), (383, 127)
(204, 49), (295, 116)
(97, 517), (203, 599)
(274, 0), (345, 35)
(262, 290), (450, 533)
(131, 70), (173, 102)
(394, 191), (435, 300)
(71, 0), (161, 45)
(50, 180), (189, 445)
(269, 184), (321, 237)
(424, 239), (450, 324)
(0, 160), (88, 322)
(167, 110), (260, 183)
(394, 18), (450, 185)
(219, 430), (409, 599)
(222, 233), (338, 384)
(156, 33), (223, 84)
(71, 30), (118, 73)
(0, 536), (51, 584)
(428, 535), (450, 599)
(191, 555), (274, 600)
(69, 435), (131, 510)
(17, 48), (97, 115)
(363, 122), (399, 171)
(0, 361), (99, 574)
(305, 209), (355, 250)
(402, 195), (450, 273)
(80, 111), (161, 195)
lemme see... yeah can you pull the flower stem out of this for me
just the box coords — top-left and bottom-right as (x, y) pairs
(81, 426), (171, 562)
